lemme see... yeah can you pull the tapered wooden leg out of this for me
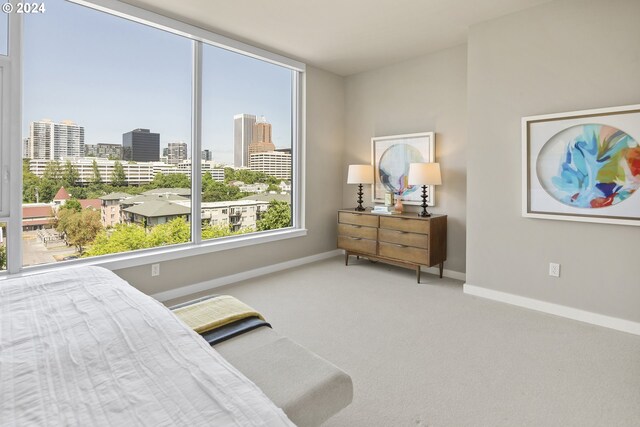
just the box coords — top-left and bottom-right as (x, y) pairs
(416, 266), (421, 283)
(356, 255), (360, 260)
(345, 252), (349, 266)
(439, 262), (444, 278)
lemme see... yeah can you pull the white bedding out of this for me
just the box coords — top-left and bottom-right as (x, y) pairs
(0, 266), (294, 426)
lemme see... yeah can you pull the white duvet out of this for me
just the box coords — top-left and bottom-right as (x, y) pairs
(0, 266), (294, 426)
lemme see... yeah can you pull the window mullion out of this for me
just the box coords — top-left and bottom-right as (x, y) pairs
(7, 11), (22, 274)
(191, 40), (203, 245)
(292, 71), (305, 230)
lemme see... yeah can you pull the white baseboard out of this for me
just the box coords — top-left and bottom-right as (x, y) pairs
(463, 283), (640, 336)
(152, 249), (342, 302)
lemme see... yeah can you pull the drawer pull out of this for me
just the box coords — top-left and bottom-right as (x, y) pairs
(393, 243), (407, 248)
(352, 237), (362, 240)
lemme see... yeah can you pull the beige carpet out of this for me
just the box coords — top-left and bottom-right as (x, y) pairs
(166, 256), (640, 426)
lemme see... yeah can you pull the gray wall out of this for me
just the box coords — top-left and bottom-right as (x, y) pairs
(467, 0), (640, 322)
(343, 44), (468, 274)
(115, 66), (345, 295)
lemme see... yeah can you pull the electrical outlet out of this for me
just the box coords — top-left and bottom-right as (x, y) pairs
(549, 262), (560, 278)
(151, 263), (160, 277)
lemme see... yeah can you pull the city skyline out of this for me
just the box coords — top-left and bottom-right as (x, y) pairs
(24, 114), (285, 166)
(22, 0), (292, 165)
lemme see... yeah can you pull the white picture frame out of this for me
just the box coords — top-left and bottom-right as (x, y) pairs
(522, 104), (640, 226)
(371, 132), (436, 206)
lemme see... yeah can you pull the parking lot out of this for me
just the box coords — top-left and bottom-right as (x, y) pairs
(22, 230), (78, 267)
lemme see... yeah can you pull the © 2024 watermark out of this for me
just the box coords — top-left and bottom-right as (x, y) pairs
(3, 2), (47, 13)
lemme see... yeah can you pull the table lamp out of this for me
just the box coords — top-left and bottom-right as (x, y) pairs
(408, 163), (442, 217)
(347, 164), (374, 211)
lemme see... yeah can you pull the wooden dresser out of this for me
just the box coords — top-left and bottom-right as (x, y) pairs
(337, 209), (447, 282)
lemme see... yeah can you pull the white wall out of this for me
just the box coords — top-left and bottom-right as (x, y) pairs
(115, 66), (345, 295)
(344, 44), (468, 274)
(467, 0), (640, 322)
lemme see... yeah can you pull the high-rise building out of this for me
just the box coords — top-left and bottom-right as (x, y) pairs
(248, 116), (276, 157)
(249, 151), (292, 180)
(166, 141), (188, 165)
(234, 114), (256, 167)
(86, 143), (122, 159)
(122, 128), (160, 162)
(29, 119), (84, 160)
(96, 143), (123, 159)
(85, 144), (98, 157)
(23, 138), (31, 159)
(201, 149), (212, 161)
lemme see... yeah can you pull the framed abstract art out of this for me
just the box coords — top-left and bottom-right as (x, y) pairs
(522, 104), (640, 226)
(371, 132), (435, 205)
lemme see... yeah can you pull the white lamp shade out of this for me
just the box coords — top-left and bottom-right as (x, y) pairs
(347, 164), (374, 184)
(408, 163), (442, 185)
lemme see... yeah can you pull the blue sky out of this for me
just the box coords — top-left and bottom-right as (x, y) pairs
(22, 0), (292, 164)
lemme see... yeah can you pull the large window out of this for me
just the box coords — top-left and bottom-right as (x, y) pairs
(201, 44), (293, 241)
(2, 0), (303, 273)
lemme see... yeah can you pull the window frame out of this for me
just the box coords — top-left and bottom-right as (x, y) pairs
(2, 0), (306, 277)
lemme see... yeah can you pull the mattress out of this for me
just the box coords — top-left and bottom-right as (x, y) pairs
(0, 266), (293, 426)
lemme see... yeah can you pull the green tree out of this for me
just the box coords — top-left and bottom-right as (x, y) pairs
(60, 198), (82, 213)
(202, 180), (244, 202)
(36, 161), (63, 202)
(64, 209), (103, 253)
(55, 199), (82, 244)
(147, 172), (190, 189)
(85, 224), (149, 257)
(91, 159), (102, 185)
(0, 245), (6, 271)
(0, 224), (6, 270)
(111, 161), (127, 187)
(62, 160), (79, 188)
(224, 167), (236, 183)
(67, 186), (89, 200)
(38, 180), (61, 203)
(55, 206), (76, 240)
(201, 223), (254, 240)
(257, 201), (291, 231)
(147, 217), (191, 247)
(23, 160), (41, 203)
(43, 160), (62, 182)
(202, 171), (214, 190)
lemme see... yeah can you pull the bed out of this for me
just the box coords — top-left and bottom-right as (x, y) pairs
(0, 266), (295, 426)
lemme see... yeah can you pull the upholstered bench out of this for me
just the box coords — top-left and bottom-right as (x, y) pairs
(215, 327), (353, 427)
(170, 295), (353, 426)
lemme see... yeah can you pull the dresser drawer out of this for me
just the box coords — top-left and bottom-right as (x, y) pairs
(378, 242), (429, 265)
(338, 223), (378, 240)
(379, 216), (429, 234)
(338, 236), (377, 255)
(338, 212), (379, 227)
(378, 228), (428, 249)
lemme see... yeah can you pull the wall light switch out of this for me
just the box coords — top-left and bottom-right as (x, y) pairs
(549, 262), (560, 278)
(151, 263), (160, 277)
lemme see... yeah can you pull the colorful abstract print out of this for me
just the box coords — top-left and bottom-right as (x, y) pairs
(378, 143), (424, 197)
(541, 124), (640, 209)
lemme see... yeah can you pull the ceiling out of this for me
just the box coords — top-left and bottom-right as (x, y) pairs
(122, 0), (551, 76)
